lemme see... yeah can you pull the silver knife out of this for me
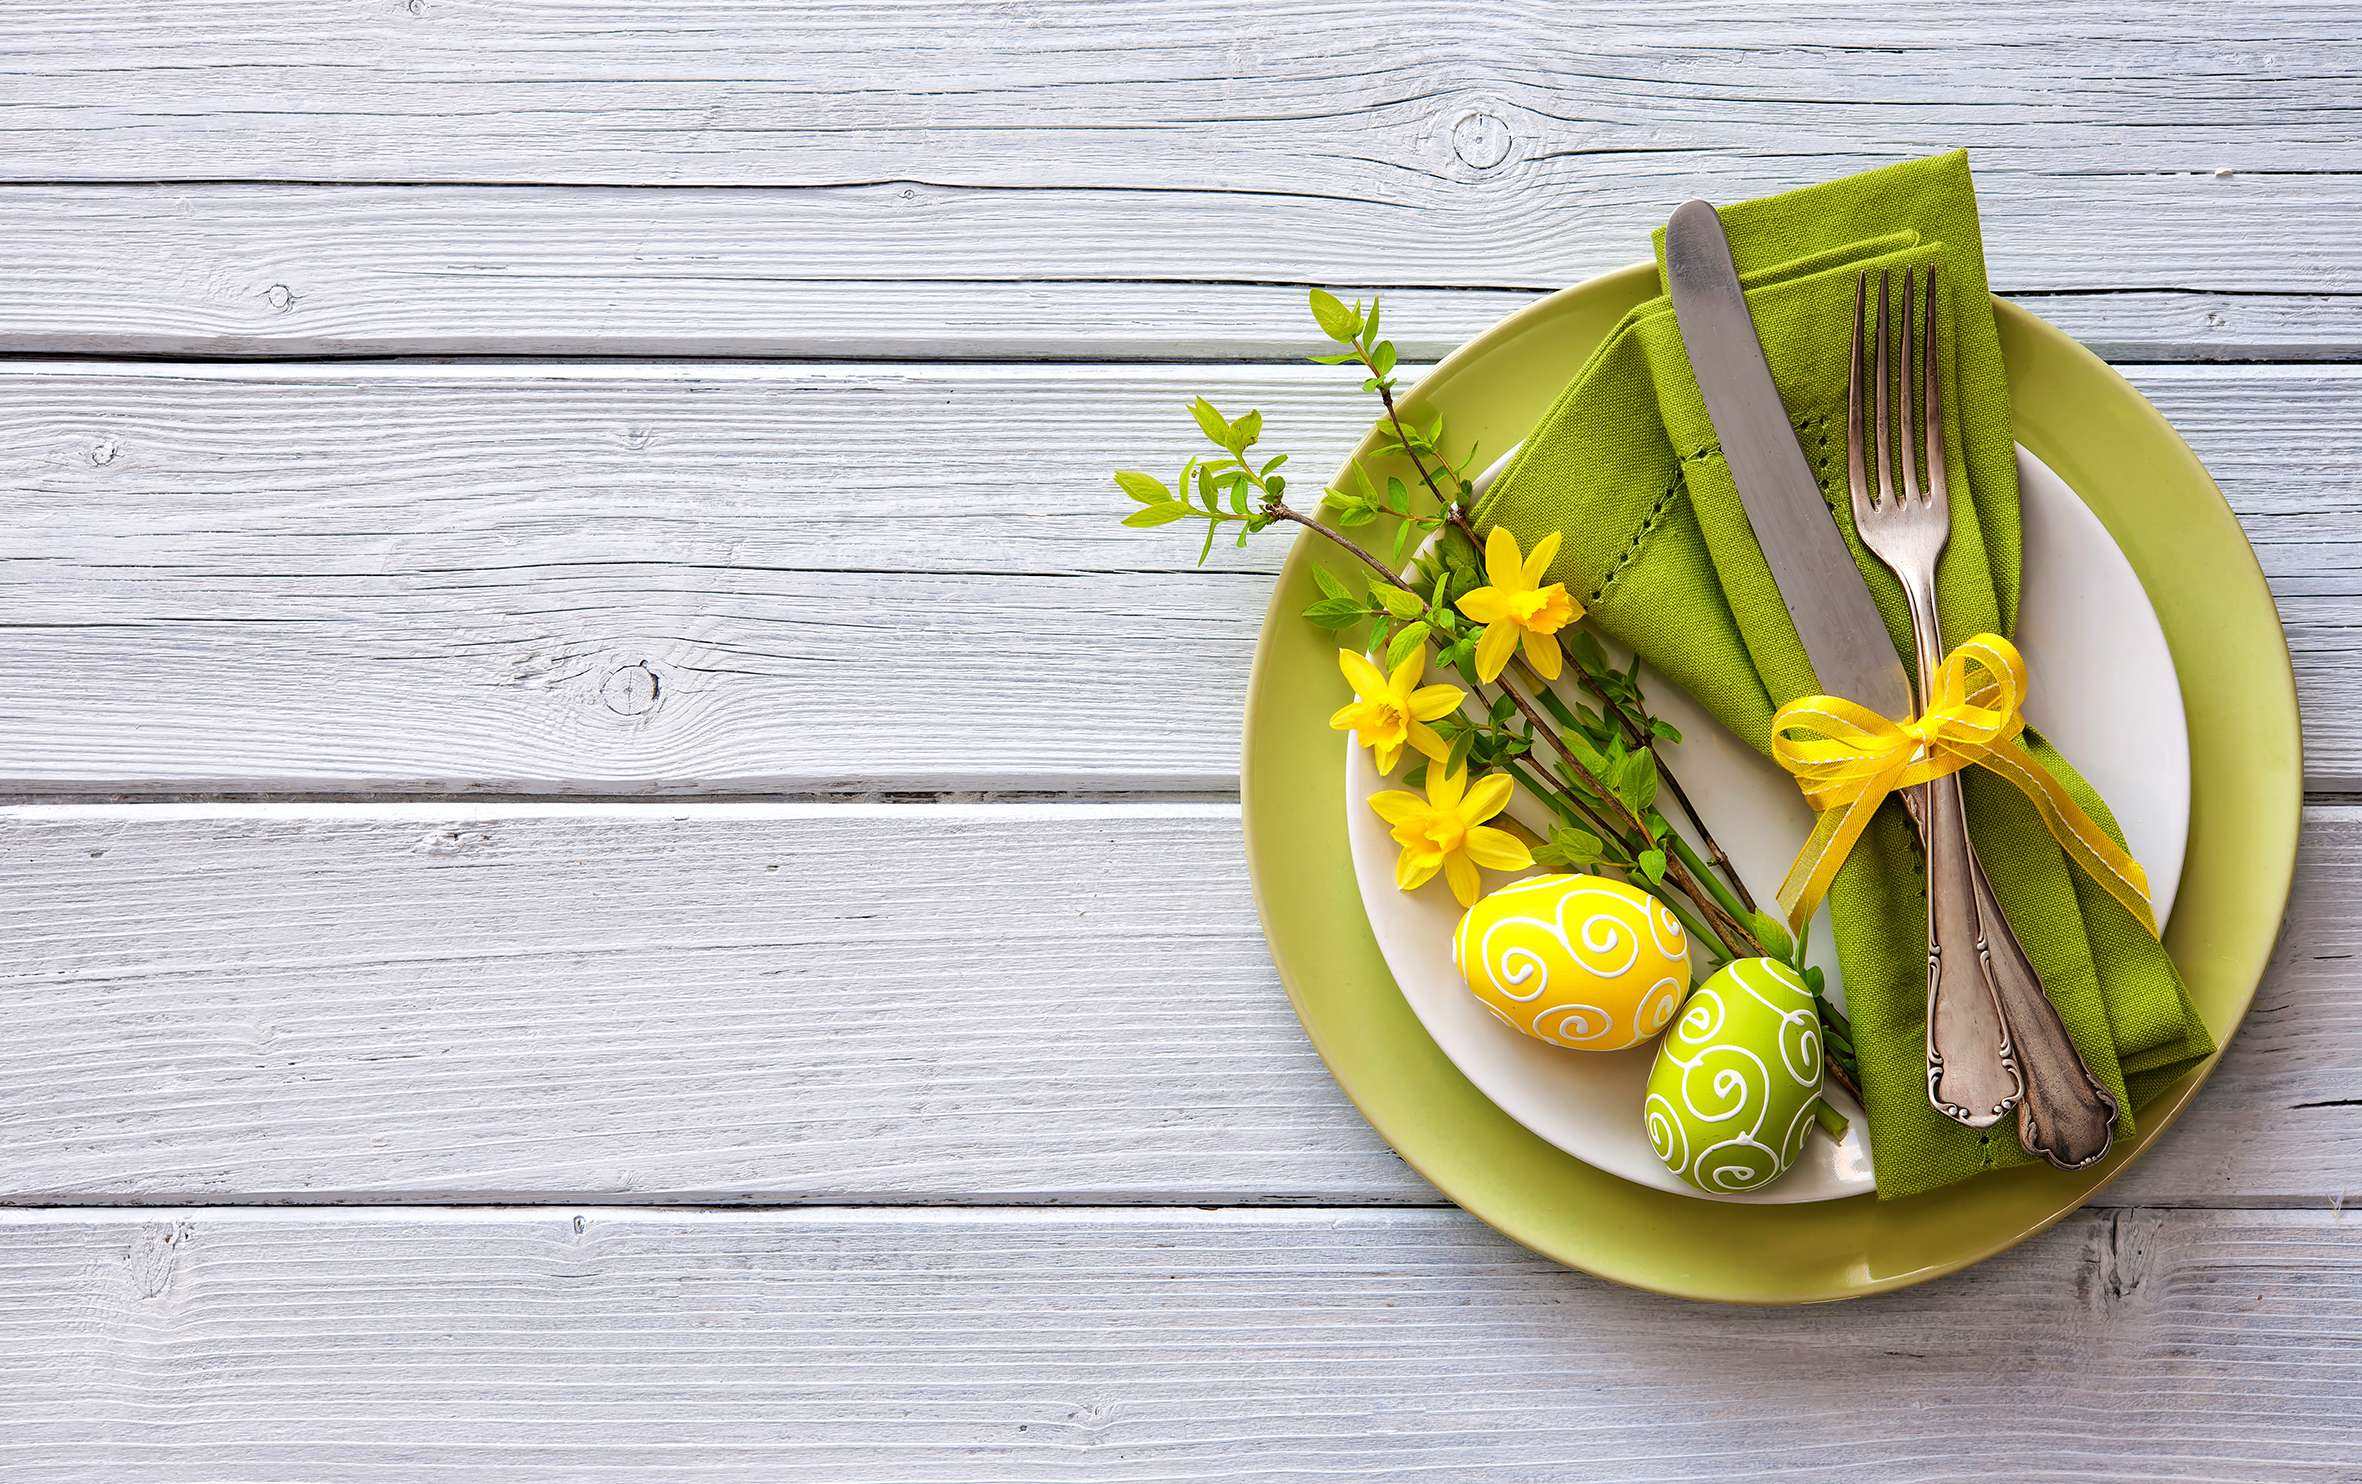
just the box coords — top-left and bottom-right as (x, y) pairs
(1661, 201), (1913, 721)
(1662, 198), (2023, 1131)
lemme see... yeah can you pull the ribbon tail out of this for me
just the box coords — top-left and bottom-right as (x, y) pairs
(1976, 738), (2160, 938)
(1778, 786), (1888, 937)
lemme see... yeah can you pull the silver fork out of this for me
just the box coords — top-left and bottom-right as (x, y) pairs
(1848, 265), (2021, 1131)
(1850, 266), (2120, 1167)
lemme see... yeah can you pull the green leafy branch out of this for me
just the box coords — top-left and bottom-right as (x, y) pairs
(1107, 287), (1870, 1091)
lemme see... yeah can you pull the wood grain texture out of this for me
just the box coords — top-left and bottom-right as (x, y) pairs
(4, 184), (2359, 361)
(0, 802), (1424, 1203)
(1, 1204), (2359, 1480)
(0, 801), (2351, 1208)
(4, 5), (2359, 208)
(0, 361), (2351, 792)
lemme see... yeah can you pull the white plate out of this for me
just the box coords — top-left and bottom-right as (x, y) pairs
(1346, 445), (2189, 1202)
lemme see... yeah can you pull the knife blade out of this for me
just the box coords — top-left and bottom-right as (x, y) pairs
(1662, 198), (1913, 718)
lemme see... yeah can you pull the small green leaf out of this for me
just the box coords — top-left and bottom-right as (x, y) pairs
(1187, 397), (1230, 447)
(1374, 585), (1425, 619)
(1445, 729), (1476, 780)
(1266, 474), (1286, 496)
(1121, 502), (1189, 528)
(1533, 826), (1607, 869)
(1402, 761), (1428, 790)
(1385, 621), (1431, 670)
(1231, 408), (1263, 453)
(1365, 295), (1382, 342)
(1308, 351), (1361, 365)
(1748, 910), (1794, 964)
(1310, 566), (1351, 601)
(1114, 470), (1171, 505)
(1372, 340), (1398, 377)
(1300, 597), (1364, 629)
(1260, 454), (1289, 475)
(1649, 716), (1684, 744)
(1384, 475), (1410, 514)
(1637, 848), (1668, 885)
(1614, 747), (1660, 814)
(1567, 630), (1610, 676)
(1309, 288), (1355, 341)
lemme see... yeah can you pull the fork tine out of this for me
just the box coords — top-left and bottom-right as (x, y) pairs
(1898, 267), (1922, 506)
(1848, 270), (1870, 526)
(1923, 263), (1946, 505)
(1872, 269), (1895, 512)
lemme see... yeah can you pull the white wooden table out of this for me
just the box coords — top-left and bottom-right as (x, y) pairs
(3, 6), (2358, 1477)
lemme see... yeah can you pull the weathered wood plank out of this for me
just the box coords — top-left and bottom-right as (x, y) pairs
(4, 4), (2358, 205)
(0, 802), (1425, 1203)
(0, 801), (2350, 1207)
(0, 361), (2351, 792)
(0, 1205), (2357, 1480)
(2, 184), (2358, 361)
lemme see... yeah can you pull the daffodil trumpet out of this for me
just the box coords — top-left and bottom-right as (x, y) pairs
(1455, 527), (1584, 682)
(1328, 648), (1464, 775)
(1769, 632), (2157, 938)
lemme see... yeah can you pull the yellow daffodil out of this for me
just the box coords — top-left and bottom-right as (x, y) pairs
(1329, 648), (1464, 775)
(1368, 765), (1533, 907)
(1456, 527), (1583, 682)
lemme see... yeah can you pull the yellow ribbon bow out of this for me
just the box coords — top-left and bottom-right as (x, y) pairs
(1769, 633), (2157, 939)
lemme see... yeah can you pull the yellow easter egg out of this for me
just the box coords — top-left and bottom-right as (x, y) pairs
(1451, 874), (1691, 1051)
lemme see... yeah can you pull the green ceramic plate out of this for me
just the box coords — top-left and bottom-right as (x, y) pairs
(1239, 264), (2301, 1304)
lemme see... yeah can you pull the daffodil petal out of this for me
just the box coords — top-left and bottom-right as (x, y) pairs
(1373, 737), (1402, 774)
(1522, 628), (1562, 679)
(1456, 587), (1511, 624)
(1367, 790), (1426, 825)
(1397, 850), (1441, 892)
(1463, 825), (1534, 871)
(1443, 852), (1483, 907)
(1329, 702), (1366, 732)
(1484, 526), (1523, 590)
(1338, 648), (1388, 699)
(1459, 770), (1515, 823)
(1408, 683), (1464, 721)
(1406, 720), (1449, 761)
(1474, 620), (1518, 682)
(1427, 763), (1466, 810)
(1386, 648), (1426, 699)
(1521, 530), (1563, 586)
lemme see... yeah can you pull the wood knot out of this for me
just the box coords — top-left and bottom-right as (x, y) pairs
(601, 663), (662, 717)
(1453, 111), (1513, 171)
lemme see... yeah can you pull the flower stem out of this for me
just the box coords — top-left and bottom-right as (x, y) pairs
(1666, 829), (1755, 943)
(1498, 756), (1738, 965)
(1491, 669), (1762, 959)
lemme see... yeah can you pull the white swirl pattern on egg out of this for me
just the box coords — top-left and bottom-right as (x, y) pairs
(1645, 958), (1825, 1194)
(1452, 874), (1691, 1053)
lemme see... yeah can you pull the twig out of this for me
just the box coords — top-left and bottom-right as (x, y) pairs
(1263, 502), (1415, 591)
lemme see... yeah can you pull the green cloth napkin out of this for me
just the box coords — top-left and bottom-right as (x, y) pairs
(1474, 152), (2213, 1199)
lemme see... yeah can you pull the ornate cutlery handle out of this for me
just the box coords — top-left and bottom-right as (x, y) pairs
(1968, 855), (2118, 1169)
(1897, 571), (2023, 1129)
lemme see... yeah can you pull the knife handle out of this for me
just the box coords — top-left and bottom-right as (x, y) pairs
(1970, 845), (2119, 1169)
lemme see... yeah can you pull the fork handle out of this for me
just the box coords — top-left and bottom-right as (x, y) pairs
(1897, 570), (2023, 1129)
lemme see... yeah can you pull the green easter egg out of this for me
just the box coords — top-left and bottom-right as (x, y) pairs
(1644, 957), (1825, 1195)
